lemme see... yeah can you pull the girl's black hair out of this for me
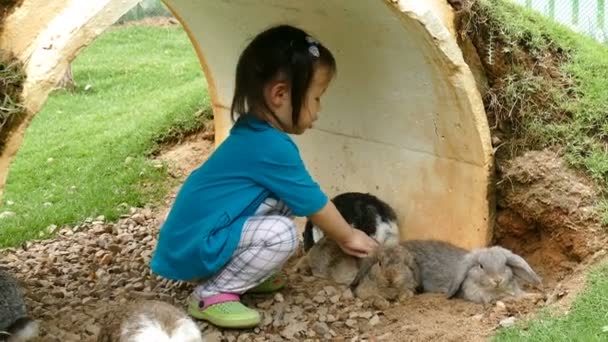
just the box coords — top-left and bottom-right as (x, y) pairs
(230, 24), (336, 130)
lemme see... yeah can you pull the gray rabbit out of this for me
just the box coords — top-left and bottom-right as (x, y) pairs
(350, 240), (542, 304)
(0, 270), (38, 342)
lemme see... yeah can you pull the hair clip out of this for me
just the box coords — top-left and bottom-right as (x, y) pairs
(305, 36), (318, 44)
(308, 45), (320, 57)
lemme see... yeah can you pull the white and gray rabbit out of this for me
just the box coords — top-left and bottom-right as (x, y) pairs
(400, 240), (542, 304)
(0, 269), (38, 342)
(302, 192), (400, 251)
(96, 299), (203, 342)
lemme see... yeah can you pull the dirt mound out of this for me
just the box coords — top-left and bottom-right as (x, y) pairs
(494, 150), (605, 282)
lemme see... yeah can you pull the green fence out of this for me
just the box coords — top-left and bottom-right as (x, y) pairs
(512, 0), (607, 43)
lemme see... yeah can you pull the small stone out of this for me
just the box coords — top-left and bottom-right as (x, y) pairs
(132, 282), (145, 291)
(280, 322), (307, 339)
(257, 299), (274, 309)
(370, 315), (380, 326)
(124, 157), (134, 165)
(342, 289), (354, 300)
(203, 331), (223, 342)
(492, 135), (502, 146)
(359, 311), (373, 319)
(494, 300), (508, 315)
(499, 316), (516, 328)
(85, 324), (100, 336)
(323, 286), (338, 296)
(142, 208), (153, 219)
(96, 215), (105, 222)
(84, 84), (93, 91)
(100, 253), (113, 266)
(345, 319), (357, 328)
(471, 313), (484, 321)
(43, 202), (53, 208)
(262, 313), (273, 327)
(274, 293), (284, 303)
(47, 224), (58, 234)
(377, 332), (393, 340)
(313, 295), (326, 304)
(131, 213), (146, 225)
(372, 297), (390, 310)
(312, 322), (330, 335)
(330, 294), (341, 304)
(326, 314), (337, 323)
(47, 157), (54, 163)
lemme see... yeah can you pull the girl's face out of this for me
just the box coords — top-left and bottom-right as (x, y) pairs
(263, 65), (333, 135)
(292, 65), (333, 134)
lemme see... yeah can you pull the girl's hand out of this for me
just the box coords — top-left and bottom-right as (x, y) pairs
(337, 228), (379, 258)
(309, 200), (379, 257)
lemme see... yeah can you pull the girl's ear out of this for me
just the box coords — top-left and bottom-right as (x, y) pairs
(265, 80), (290, 109)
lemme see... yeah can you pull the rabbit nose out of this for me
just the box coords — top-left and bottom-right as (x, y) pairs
(492, 278), (503, 287)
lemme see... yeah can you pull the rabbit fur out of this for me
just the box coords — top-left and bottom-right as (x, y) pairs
(296, 236), (364, 285)
(349, 240), (542, 304)
(96, 300), (203, 342)
(349, 244), (420, 302)
(303, 192), (400, 251)
(0, 270), (38, 342)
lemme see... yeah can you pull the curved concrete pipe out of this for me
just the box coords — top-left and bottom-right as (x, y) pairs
(163, 0), (494, 249)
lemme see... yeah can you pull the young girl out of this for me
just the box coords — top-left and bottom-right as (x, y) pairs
(150, 24), (378, 329)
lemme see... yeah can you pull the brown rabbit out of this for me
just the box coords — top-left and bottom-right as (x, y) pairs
(296, 236), (364, 285)
(96, 300), (203, 342)
(349, 244), (421, 302)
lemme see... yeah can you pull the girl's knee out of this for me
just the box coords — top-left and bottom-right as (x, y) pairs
(269, 216), (299, 252)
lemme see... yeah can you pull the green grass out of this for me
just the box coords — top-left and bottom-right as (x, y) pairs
(494, 262), (608, 341)
(0, 25), (209, 246)
(469, 0), (608, 222)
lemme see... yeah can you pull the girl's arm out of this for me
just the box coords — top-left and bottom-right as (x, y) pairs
(308, 201), (378, 257)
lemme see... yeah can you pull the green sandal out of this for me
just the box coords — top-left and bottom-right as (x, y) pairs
(188, 293), (260, 329)
(246, 272), (286, 294)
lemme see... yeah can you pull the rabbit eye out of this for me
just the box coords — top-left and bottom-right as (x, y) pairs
(478, 263), (484, 270)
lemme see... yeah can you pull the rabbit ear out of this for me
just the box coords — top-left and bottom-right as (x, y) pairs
(349, 254), (379, 292)
(446, 254), (476, 298)
(500, 247), (542, 284)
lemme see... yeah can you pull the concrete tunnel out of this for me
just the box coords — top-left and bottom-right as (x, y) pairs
(0, 0), (494, 250)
